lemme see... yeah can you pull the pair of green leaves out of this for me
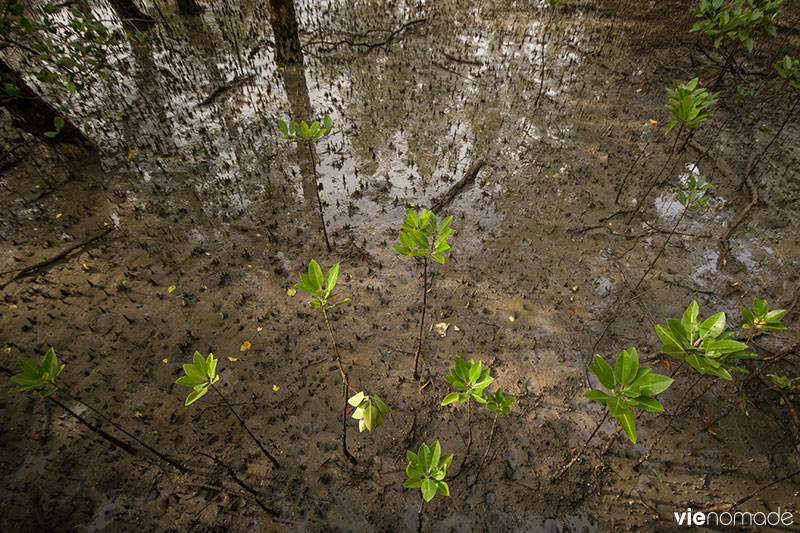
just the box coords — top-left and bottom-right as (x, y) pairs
(277, 114), (339, 144)
(404, 441), (453, 502)
(485, 387), (515, 415)
(656, 301), (755, 381)
(176, 351), (220, 405)
(741, 298), (787, 332)
(295, 260), (350, 309)
(393, 209), (453, 265)
(665, 78), (719, 134)
(10, 348), (64, 398)
(347, 391), (389, 432)
(441, 356), (494, 406)
(691, 0), (782, 53)
(675, 173), (713, 209)
(586, 348), (674, 443)
(774, 55), (800, 88)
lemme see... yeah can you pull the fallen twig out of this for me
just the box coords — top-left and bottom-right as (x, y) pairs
(429, 160), (485, 213)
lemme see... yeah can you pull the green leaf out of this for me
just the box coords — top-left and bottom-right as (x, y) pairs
(42, 348), (58, 378)
(430, 441), (441, 468)
(699, 312), (726, 339)
(176, 376), (206, 387)
(404, 478), (423, 488)
(308, 260), (323, 288)
(585, 389), (611, 404)
(454, 356), (468, 381)
(185, 388), (207, 405)
(589, 354), (615, 391)
(628, 396), (665, 412)
(421, 479), (437, 502)
(468, 361), (482, 383)
(193, 351), (208, 375)
(613, 404), (637, 443)
(436, 481), (450, 496)
(440, 453), (453, 469)
(18, 357), (43, 378)
(441, 392), (462, 406)
(323, 263), (339, 292)
(614, 348), (639, 386)
(638, 374), (674, 396)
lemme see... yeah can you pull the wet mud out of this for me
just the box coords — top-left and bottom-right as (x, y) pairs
(1, 0), (800, 531)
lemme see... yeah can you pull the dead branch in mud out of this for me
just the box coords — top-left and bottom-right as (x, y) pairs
(429, 160), (485, 213)
(703, 468), (800, 514)
(308, 18), (426, 53)
(0, 225), (116, 290)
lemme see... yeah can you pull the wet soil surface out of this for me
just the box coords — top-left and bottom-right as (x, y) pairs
(2, 0), (800, 531)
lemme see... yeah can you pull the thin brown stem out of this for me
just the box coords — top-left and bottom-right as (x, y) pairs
(307, 141), (332, 252)
(416, 497), (424, 533)
(479, 412), (499, 472)
(413, 257), (428, 380)
(556, 411), (609, 478)
(211, 384), (280, 469)
(631, 204), (689, 294)
(322, 305), (355, 463)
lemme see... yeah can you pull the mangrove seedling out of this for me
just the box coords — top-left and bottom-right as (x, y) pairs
(177, 351), (280, 468)
(556, 348), (673, 477)
(480, 387), (515, 470)
(295, 259), (355, 462)
(405, 441), (453, 531)
(691, 0), (782, 53)
(10, 348), (187, 472)
(277, 114), (340, 252)
(347, 391), (389, 432)
(741, 297), (787, 338)
(441, 356), (493, 463)
(393, 208), (454, 379)
(628, 79), (718, 223)
(656, 301), (755, 381)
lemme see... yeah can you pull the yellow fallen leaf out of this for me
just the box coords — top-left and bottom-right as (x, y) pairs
(134, 411), (143, 418)
(247, 264), (253, 268)
(707, 427), (718, 436)
(204, 252), (210, 256)
(162, 358), (168, 363)
(240, 341), (251, 352)
(636, 88), (643, 93)
(168, 285), (176, 293)
(55, 213), (63, 219)
(508, 316), (515, 322)
(228, 357), (238, 362)
(3, 347), (12, 353)
(287, 288), (297, 297)
(649, 119), (658, 124)
(10, 304), (18, 309)
(273, 384), (280, 391)
(257, 326), (263, 332)
(779, 397), (785, 405)
(82, 263), (89, 271)
(742, 324), (751, 329)
(552, 173), (559, 179)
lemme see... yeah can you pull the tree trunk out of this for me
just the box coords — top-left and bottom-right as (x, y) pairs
(107, 0), (155, 32)
(268, 0), (304, 67)
(0, 58), (95, 151)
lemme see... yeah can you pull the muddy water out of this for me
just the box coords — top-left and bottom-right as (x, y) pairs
(1, 0), (800, 531)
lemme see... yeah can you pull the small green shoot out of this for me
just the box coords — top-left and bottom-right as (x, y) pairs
(691, 0), (783, 53)
(665, 78), (719, 134)
(9, 347), (64, 398)
(774, 56), (800, 88)
(675, 173), (713, 209)
(294, 260), (350, 309)
(656, 301), (756, 380)
(404, 441), (453, 502)
(348, 391), (389, 432)
(442, 356), (493, 463)
(741, 298), (788, 333)
(175, 351), (219, 405)
(481, 387), (515, 469)
(586, 348), (674, 443)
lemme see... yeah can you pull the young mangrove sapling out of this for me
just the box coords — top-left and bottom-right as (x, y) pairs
(176, 351), (280, 468)
(295, 259), (356, 462)
(393, 208), (454, 379)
